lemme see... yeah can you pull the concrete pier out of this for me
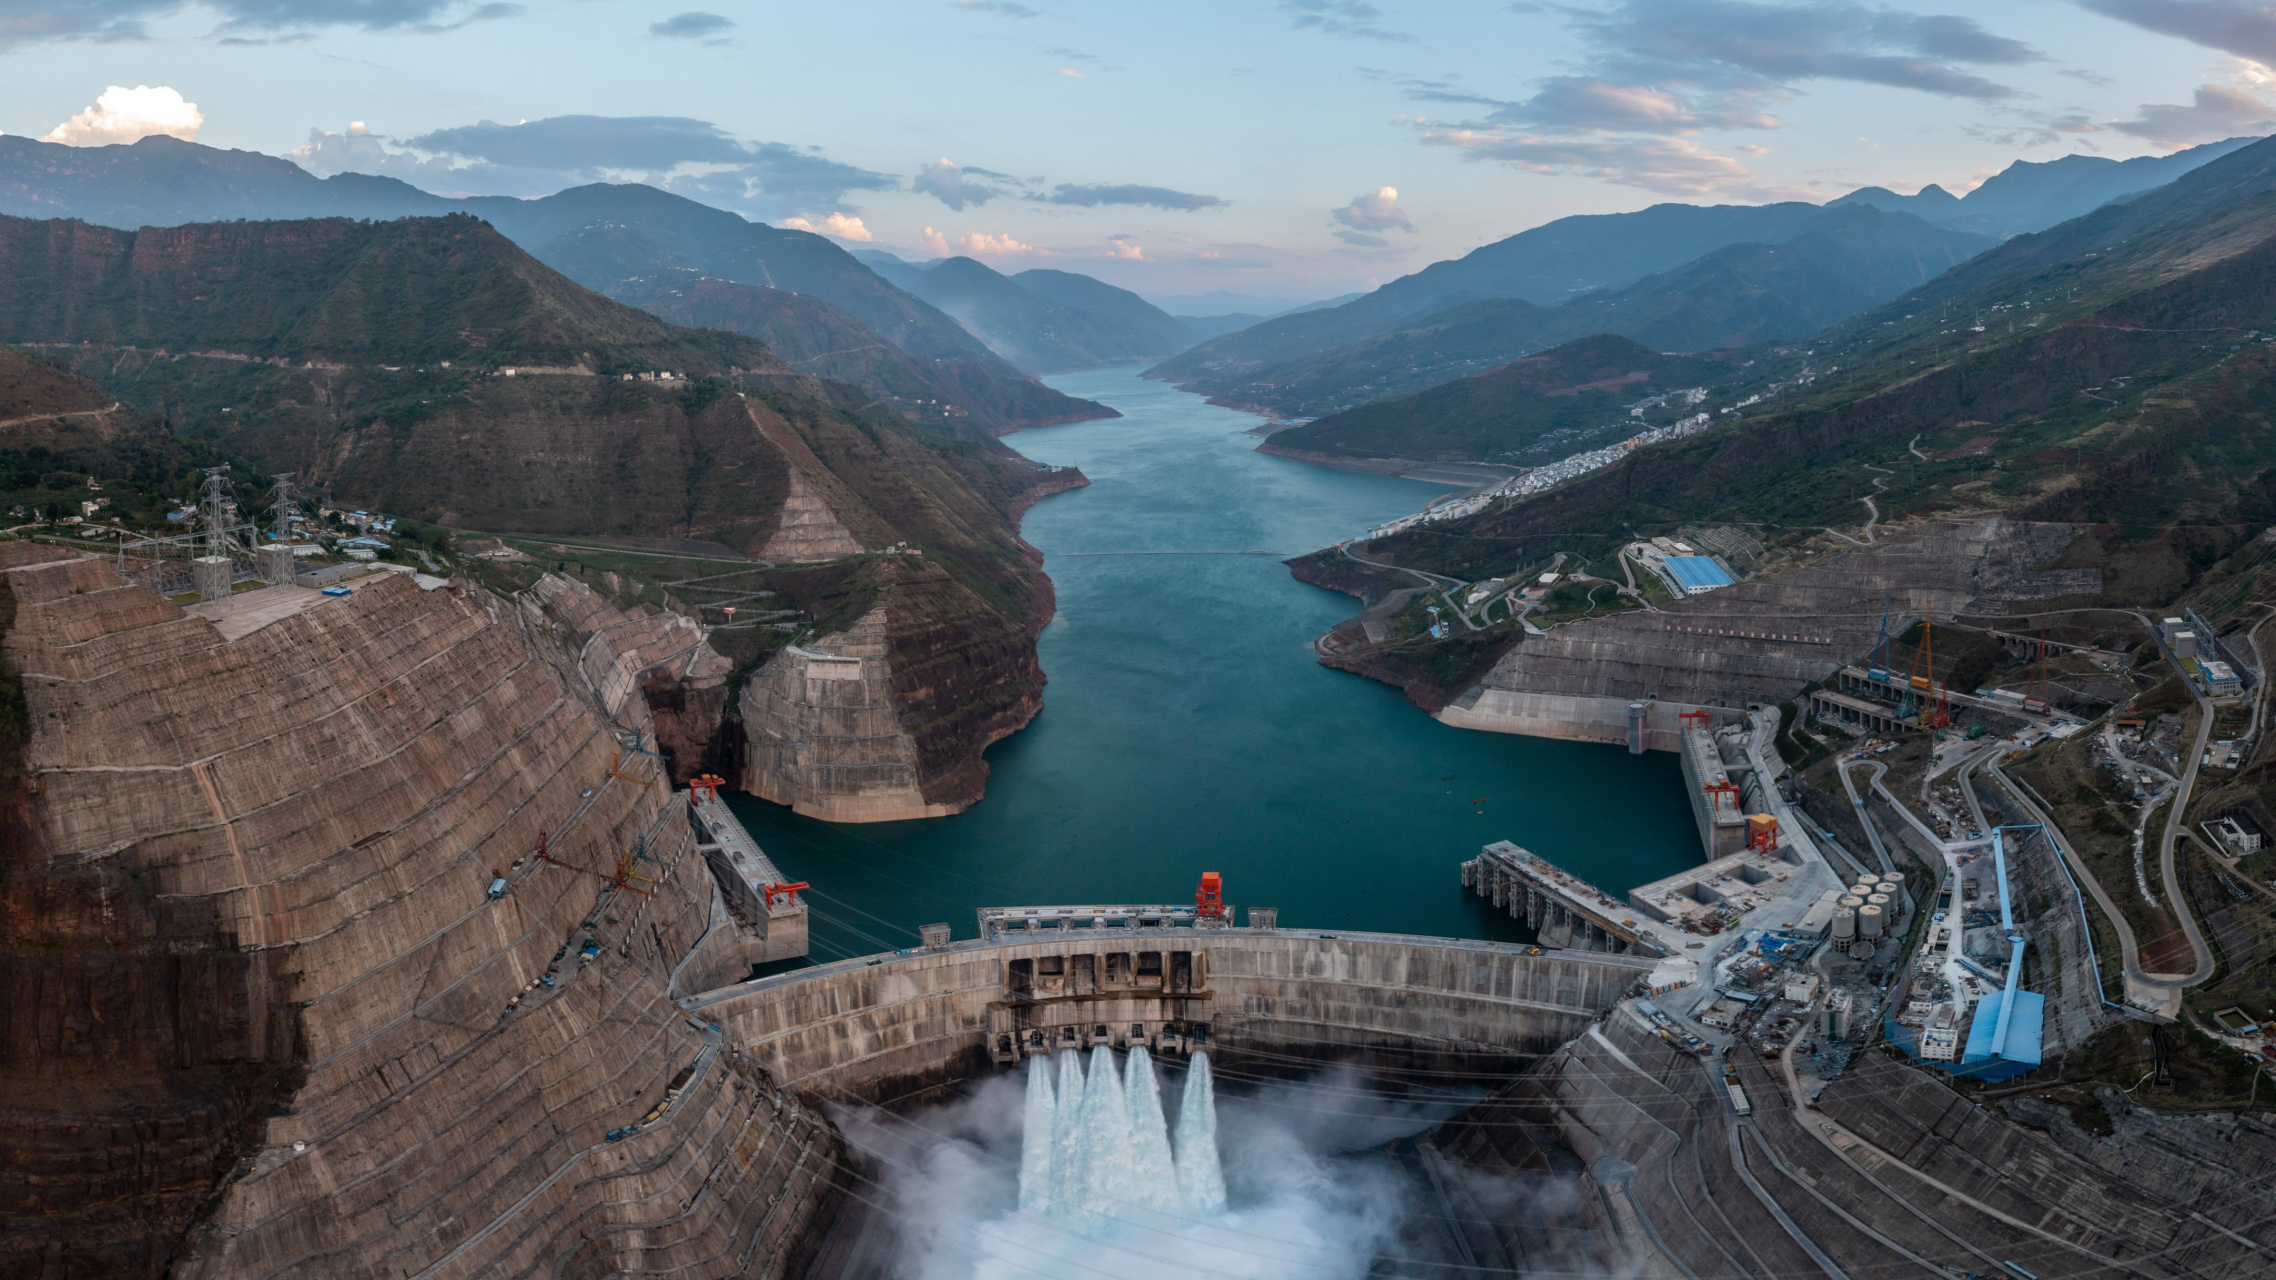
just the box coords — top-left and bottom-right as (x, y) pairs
(688, 787), (808, 964)
(1677, 719), (1751, 858)
(1461, 841), (1668, 957)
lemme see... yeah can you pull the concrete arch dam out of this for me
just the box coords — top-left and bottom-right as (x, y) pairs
(685, 927), (1653, 1104)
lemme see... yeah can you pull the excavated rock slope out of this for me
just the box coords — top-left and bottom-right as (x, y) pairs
(0, 555), (837, 1278)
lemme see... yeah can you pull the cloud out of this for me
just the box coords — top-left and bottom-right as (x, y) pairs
(1038, 182), (1228, 210)
(2074, 0), (2276, 63)
(1421, 126), (1802, 197)
(1105, 234), (1144, 259)
(293, 114), (894, 217)
(1335, 229), (1392, 247)
(956, 231), (1038, 256)
(1333, 186), (1413, 232)
(2111, 80), (2276, 146)
(913, 157), (1023, 210)
(950, 0), (1039, 14)
(1282, 0), (1414, 41)
(1569, 0), (2041, 101)
(1439, 77), (1788, 134)
(0, 0), (524, 45)
(782, 212), (875, 241)
(42, 85), (204, 146)
(649, 10), (734, 40)
(918, 226), (953, 256)
(1051, 67), (1086, 77)
(0, 0), (173, 46)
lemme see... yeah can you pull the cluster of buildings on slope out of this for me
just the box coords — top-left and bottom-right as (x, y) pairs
(1361, 411), (1716, 542)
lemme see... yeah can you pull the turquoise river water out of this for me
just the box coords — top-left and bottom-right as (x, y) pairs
(725, 369), (1700, 962)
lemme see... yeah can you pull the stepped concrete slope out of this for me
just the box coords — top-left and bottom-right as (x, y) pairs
(1483, 1015), (2276, 1277)
(1451, 520), (2097, 731)
(738, 605), (955, 822)
(0, 553), (837, 1278)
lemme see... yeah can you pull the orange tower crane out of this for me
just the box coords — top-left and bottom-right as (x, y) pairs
(1703, 779), (1741, 814)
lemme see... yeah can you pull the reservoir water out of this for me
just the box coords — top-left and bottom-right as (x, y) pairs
(726, 369), (1700, 961)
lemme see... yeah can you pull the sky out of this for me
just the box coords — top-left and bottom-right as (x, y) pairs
(3, 0), (2272, 306)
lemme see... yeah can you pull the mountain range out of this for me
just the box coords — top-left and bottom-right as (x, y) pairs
(1159, 203), (1995, 419)
(1150, 138), (2258, 419)
(1349, 132), (2276, 608)
(0, 134), (1111, 438)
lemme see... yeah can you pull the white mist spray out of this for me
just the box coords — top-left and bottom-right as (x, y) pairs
(1173, 1049), (1227, 1214)
(1122, 1047), (1180, 1211)
(1048, 1048), (1087, 1206)
(1017, 1053), (1056, 1212)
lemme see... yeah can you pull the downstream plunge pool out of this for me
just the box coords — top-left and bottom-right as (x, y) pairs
(725, 368), (1700, 962)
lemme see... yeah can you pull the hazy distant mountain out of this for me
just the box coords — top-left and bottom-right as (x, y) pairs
(1164, 205), (1995, 417)
(0, 133), (1112, 433)
(1145, 290), (1349, 316)
(853, 253), (1192, 373)
(1010, 269), (1196, 353)
(607, 270), (1115, 436)
(1176, 313), (1267, 339)
(1830, 137), (2260, 239)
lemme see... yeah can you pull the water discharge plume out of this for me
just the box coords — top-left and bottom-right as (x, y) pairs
(1049, 1049), (1088, 1205)
(1174, 1049), (1227, 1214)
(1122, 1047), (1180, 1210)
(1074, 1044), (1139, 1216)
(1018, 1054), (1056, 1212)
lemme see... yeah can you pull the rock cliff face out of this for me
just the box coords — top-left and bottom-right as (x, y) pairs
(0, 554), (837, 1278)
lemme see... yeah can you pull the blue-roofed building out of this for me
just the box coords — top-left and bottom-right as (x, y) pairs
(1957, 990), (2045, 1082)
(1664, 555), (1735, 594)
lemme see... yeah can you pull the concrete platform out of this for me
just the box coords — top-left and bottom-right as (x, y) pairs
(182, 582), (332, 642)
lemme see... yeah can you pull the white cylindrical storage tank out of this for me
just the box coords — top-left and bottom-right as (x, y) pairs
(1856, 873), (1881, 889)
(1850, 883), (1876, 898)
(1840, 895), (1865, 910)
(1866, 892), (1891, 911)
(1858, 904), (1885, 938)
(1832, 907), (1856, 943)
(193, 555), (232, 601)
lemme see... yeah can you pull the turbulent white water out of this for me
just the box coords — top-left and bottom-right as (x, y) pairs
(865, 1053), (1508, 1280)
(1021, 1046), (1215, 1221)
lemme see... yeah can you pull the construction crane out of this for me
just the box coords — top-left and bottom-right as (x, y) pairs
(691, 773), (728, 803)
(763, 881), (809, 909)
(1679, 708), (1711, 733)
(1195, 871), (1226, 918)
(1909, 608), (1952, 729)
(1703, 778), (1741, 814)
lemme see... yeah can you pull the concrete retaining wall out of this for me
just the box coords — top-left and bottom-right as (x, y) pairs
(695, 929), (1651, 1103)
(1438, 688), (1750, 752)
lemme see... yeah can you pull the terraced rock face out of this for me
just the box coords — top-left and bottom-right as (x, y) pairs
(0, 556), (837, 1278)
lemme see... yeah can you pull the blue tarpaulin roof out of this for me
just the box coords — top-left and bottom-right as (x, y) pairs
(1665, 556), (1734, 590)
